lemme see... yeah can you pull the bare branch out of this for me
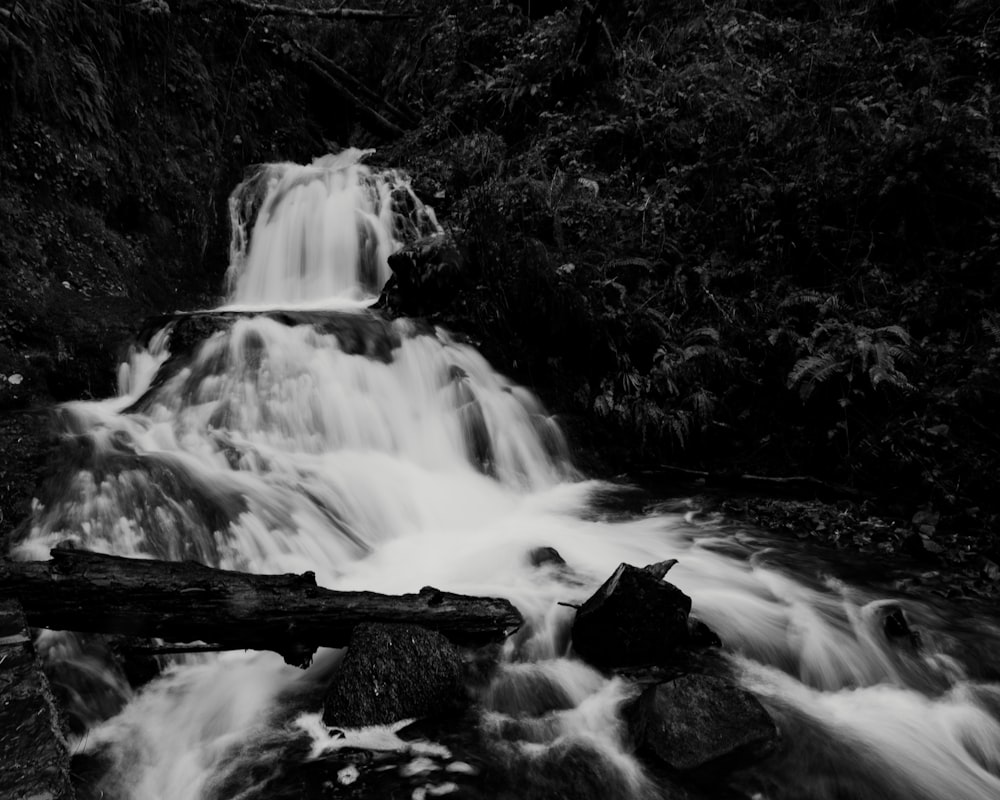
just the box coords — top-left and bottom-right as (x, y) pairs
(217, 0), (418, 22)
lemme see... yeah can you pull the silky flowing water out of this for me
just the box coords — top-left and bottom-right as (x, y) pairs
(12, 151), (1000, 799)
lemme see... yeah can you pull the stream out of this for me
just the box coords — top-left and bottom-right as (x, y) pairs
(11, 150), (1000, 800)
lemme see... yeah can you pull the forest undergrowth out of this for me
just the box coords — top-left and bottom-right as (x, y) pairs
(376, 0), (1000, 590)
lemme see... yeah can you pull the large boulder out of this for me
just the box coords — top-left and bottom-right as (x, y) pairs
(379, 233), (466, 316)
(322, 623), (467, 728)
(571, 562), (692, 669)
(631, 674), (778, 771)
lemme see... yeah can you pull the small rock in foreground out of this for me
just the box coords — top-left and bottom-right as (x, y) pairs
(323, 623), (467, 728)
(631, 674), (778, 771)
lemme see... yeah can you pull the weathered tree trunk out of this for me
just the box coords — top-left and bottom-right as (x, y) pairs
(0, 549), (522, 666)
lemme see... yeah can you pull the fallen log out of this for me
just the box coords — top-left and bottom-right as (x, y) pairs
(214, 0), (417, 22)
(638, 465), (862, 502)
(0, 548), (522, 666)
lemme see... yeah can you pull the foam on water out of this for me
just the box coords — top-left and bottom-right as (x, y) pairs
(14, 151), (1000, 799)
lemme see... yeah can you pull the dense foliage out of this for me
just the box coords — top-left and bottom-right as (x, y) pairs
(375, 0), (1000, 561)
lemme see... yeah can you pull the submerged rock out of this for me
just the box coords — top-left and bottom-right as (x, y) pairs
(528, 546), (566, 569)
(322, 623), (467, 728)
(571, 562), (692, 669)
(881, 606), (921, 650)
(631, 674), (778, 772)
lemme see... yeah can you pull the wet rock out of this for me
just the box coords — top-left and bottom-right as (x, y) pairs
(642, 559), (679, 580)
(380, 233), (466, 315)
(571, 562), (691, 669)
(494, 738), (653, 800)
(323, 623), (467, 728)
(688, 618), (723, 649)
(481, 662), (583, 717)
(528, 546), (566, 569)
(901, 532), (939, 560)
(0, 600), (75, 800)
(631, 674), (778, 772)
(881, 606), (921, 650)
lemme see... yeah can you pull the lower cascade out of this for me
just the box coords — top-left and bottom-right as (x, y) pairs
(11, 153), (1000, 800)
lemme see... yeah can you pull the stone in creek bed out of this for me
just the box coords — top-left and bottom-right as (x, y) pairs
(322, 623), (468, 728)
(528, 546), (566, 569)
(630, 674), (779, 772)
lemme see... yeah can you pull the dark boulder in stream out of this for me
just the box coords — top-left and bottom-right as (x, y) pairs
(379, 232), (466, 315)
(571, 561), (692, 668)
(529, 546), (566, 569)
(322, 623), (468, 728)
(881, 605), (922, 650)
(631, 674), (779, 772)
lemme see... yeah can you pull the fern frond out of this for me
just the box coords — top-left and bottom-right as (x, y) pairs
(788, 353), (842, 400)
(637, 401), (665, 443)
(620, 368), (642, 393)
(854, 330), (875, 366)
(983, 313), (1000, 343)
(876, 324), (912, 345)
(810, 319), (848, 344)
(819, 295), (842, 315)
(652, 361), (679, 396)
(548, 169), (568, 206)
(887, 344), (914, 363)
(869, 365), (913, 393)
(682, 343), (716, 361)
(778, 291), (824, 311)
(666, 411), (691, 450)
(689, 388), (715, 423)
(871, 340), (892, 371)
(607, 257), (654, 272)
(684, 326), (720, 345)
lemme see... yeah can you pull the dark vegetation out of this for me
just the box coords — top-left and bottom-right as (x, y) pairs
(2, 1), (999, 585)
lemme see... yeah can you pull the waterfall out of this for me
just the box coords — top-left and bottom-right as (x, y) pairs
(13, 151), (1000, 800)
(224, 149), (439, 308)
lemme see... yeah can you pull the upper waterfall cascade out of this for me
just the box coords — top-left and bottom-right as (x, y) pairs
(225, 148), (440, 308)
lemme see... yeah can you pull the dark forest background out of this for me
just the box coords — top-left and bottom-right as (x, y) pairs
(2, 0), (999, 594)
